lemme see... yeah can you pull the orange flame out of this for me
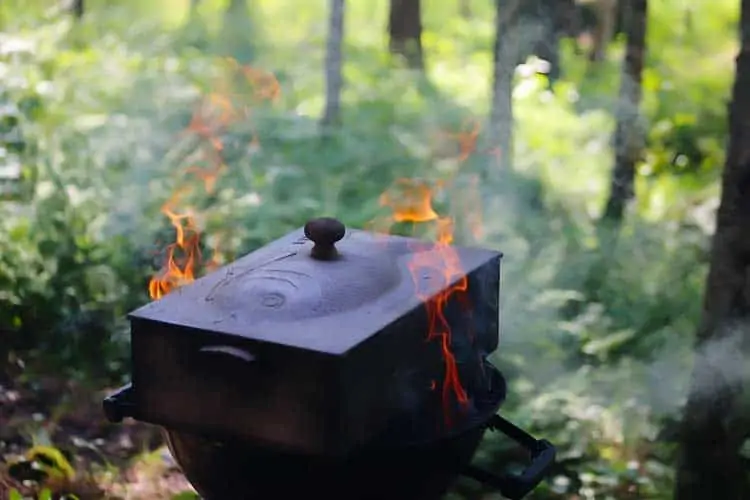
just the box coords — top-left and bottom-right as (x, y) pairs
(148, 62), (279, 300)
(148, 191), (202, 299)
(377, 179), (470, 428)
(432, 118), (481, 163)
(372, 117), (493, 427)
(378, 178), (439, 223)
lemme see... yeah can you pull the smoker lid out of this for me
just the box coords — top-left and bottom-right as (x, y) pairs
(129, 217), (501, 355)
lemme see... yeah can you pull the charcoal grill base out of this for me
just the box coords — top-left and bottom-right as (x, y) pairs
(164, 424), (485, 500)
(105, 364), (555, 500)
(162, 365), (503, 500)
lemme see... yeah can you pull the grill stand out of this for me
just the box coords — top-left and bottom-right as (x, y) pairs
(104, 384), (554, 499)
(465, 414), (556, 500)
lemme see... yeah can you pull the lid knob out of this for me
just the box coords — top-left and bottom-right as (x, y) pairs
(304, 217), (346, 260)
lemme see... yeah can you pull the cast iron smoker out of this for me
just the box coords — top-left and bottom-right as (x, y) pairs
(103, 217), (556, 499)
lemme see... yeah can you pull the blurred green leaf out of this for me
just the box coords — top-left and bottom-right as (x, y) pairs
(171, 492), (200, 500)
(582, 329), (637, 357)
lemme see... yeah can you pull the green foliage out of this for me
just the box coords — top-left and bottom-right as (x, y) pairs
(6, 444), (82, 500)
(0, 0), (737, 498)
(7, 485), (80, 500)
(171, 492), (200, 500)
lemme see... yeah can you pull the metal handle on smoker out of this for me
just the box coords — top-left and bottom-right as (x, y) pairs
(196, 344), (256, 372)
(193, 345), (258, 386)
(463, 414), (556, 500)
(198, 345), (256, 363)
(103, 383), (136, 423)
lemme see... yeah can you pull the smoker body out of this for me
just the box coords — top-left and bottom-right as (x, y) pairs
(103, 218), (556, 499)
(125, 224), (500, 456)
(105, 364), (555, 500)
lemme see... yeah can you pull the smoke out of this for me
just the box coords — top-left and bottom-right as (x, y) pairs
(423, 16), (734, 477)
(51, 6), (743, 499)
(685, 324), (750, 405)
(10, 0), (734, 468)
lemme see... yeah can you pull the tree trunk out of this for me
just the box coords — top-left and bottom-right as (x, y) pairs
(674, 1), (750, 498)
(602, 0), (648, 223)
(190, 0), (201, 17)
(221, 0), (255, 63)
(72, 0), (84, 18)
(589, 0), (618, 62)
(181, 0), (208, 49)
(223, 0), (250, 30)
(488, 0), (521, 174)
(510, 0), (570, 86)
(322, 0), (345, 127)
(388, 0), (424, 69)
(533, 0), (566, 83)
(459, 0), (472, 19)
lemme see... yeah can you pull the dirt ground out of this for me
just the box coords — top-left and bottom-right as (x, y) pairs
(0, 363), (196, 499)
